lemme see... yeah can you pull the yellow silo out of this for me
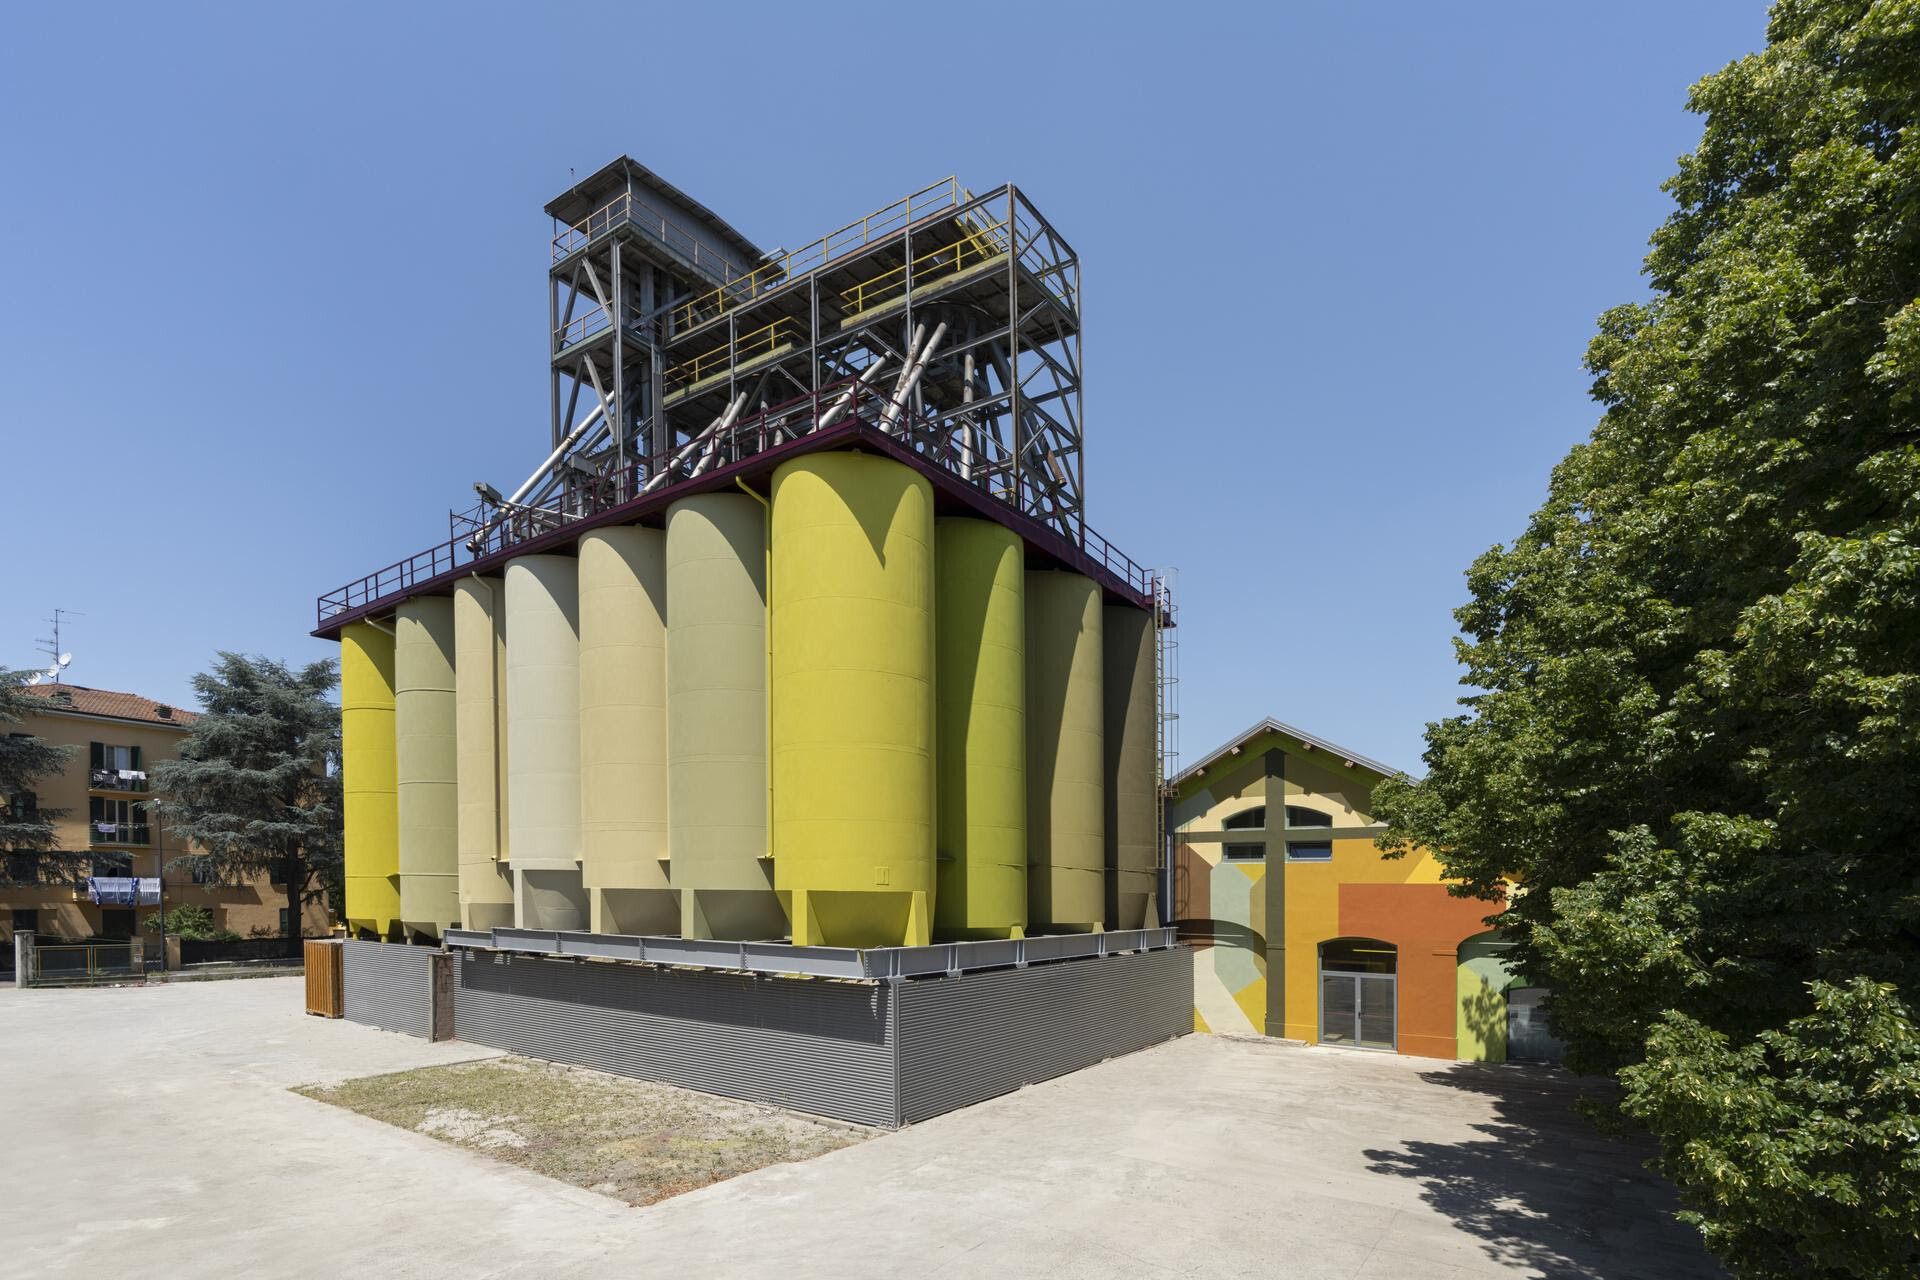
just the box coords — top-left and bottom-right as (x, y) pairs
(579, 527), (675, 935)
(504, 554), (587, 931)
(666, 493), (785, 940)
(1103, 603), (1159, 929)
(341, 621), (401, 938)
(453, 576), (514, 930)
(396, 597), (460, 938)
(1024, 570), (1105, 931)
(772, 452), (936, 947)
(935, 517), (1027, 939)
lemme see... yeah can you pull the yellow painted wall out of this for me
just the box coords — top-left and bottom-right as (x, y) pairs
(770, 453), (936, 947)
(934, 517), (1027, 939)
(341, 621), (400, 936)
(1279, 838), (1447, 1044)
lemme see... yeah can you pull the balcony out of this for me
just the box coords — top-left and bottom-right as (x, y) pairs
(90, 768), (150, 794)
(89, 822), (151, 847)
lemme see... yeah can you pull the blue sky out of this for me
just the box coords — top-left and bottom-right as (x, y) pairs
(0, 1), (1767, 773)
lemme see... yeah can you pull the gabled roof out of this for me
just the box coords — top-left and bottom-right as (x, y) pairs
(20, 682), (197, 728)
(1171, 716), (1401, 791)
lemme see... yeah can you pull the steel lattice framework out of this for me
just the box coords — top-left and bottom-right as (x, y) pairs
(484, 165), (1084, 548)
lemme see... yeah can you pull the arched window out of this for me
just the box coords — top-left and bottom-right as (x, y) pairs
(1320, 937), (1397, 1050)
(1284, 805), (1333, 828)
(1221, 806), (1265, 830)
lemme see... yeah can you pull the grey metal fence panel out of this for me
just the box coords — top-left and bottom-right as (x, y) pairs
(342, 939), (436, 1037)
(893, 946), (1192, 1124)
(452, 952), (897, 1127)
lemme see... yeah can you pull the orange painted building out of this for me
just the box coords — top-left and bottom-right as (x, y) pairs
(1167, 718), (1557, 1062)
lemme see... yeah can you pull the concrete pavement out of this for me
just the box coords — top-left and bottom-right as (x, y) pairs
(0, 977), (1719, 1279)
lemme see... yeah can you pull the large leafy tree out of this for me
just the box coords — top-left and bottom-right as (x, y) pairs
(1374, 2), (1920, 1274)
(148, 654), (342, 946)
(0, 669), (79, 876)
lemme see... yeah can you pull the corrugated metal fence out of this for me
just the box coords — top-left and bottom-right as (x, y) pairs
(341, 939), (437, 1037)
(340, 940), (1191, 1126)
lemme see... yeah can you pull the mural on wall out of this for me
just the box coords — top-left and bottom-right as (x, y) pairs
(1175, 840), (1267, 1034)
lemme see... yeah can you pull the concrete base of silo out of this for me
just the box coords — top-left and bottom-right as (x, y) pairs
(463, 900), (515, 931)
(787, 888), (931, 949)
(592, 887), (679, 936)
(679, 887), (790, 942)
(516, 868), (588, 931)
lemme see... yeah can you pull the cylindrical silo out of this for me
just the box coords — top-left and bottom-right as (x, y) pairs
(771, 452), (937, 948)
(1104, 603), (1159, 929)
(341, 621), (400, 939)
(505, 554), (587, 931)
(396, 597), (460, 938)
(935, 517), (1027, 939)
(666, 493), (785, 940)
(453, 576), (514, 930)
(579, 527), (675, 936)
(1025, 570), (1105, 931)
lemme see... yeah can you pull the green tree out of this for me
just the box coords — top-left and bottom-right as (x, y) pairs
(0, 669), (80, 881)
(1374, 2), (1920, 1274)
(148, 654), (342, 946)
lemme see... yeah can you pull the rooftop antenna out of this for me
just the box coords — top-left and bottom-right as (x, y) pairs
(34, 609), (79, 684)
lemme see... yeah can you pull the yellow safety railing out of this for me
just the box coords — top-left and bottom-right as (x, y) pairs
(667, 177), (969, 333)
(838, 217), (1011, 316)
(662, 317), (803, 393)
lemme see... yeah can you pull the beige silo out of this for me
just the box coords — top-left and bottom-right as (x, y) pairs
(454, 576), (515, 929)
(1103, 603), (1159, 929)
(578, 527), (675, 935)
(666, 493), (785, 940)
(1025, 570), (1106, 931)
(505, 553), (587, 930)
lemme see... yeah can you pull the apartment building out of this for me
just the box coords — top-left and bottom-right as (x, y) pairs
(2, 683), (331, 944)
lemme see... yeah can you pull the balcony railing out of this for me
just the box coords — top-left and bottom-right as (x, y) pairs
(90, 769), (150, 793)
(89, 822), (151, 847)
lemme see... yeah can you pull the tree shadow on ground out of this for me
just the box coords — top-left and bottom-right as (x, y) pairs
(1363, 1064), (1724, 1279)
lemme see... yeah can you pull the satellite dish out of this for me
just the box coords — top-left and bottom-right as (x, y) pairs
(27, 673), (42, 685)
(45, 666), (60, 679)
(58, 653), (71, 667)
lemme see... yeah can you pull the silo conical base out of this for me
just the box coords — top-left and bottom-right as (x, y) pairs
(680, 886), (788, 942)
(516, 868), (587, 931)
(464, 889), (515, 933)
(592, 887), (678, 936)
(786, 888), (931, 949)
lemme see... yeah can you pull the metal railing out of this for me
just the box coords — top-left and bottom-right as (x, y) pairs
(837, 216), (1010, 316)
(88, 822), (150, 847)
(551, 189), (745, 285)
(445, 925), (1179, 982)
(90, 769), (150, 793)
(666, 177), (967, 334)
(662, 316), (804, 395)
(35, 943), (136, 980)
(319, 379), (1149, 626)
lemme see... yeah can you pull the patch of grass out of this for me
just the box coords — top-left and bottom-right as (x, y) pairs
(296, 1057), (871, 1204)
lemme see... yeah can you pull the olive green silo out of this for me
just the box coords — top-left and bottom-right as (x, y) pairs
(666, 493), (785, 940)
(396, 597), (461, 938)
(578, 527), (676, 936)
(771, 453), (937, 948)
(1024, 570), (1105, 931)
(935, 517), (1027, 939)
(1103, 603), (1159, 929)
(453, 576), (514, 929)
(505, 553), (587, 931)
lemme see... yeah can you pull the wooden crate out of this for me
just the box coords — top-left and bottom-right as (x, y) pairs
(304, 938), (344, 1017)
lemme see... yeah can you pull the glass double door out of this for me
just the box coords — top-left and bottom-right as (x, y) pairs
(1320, 971), (1396, 1050)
